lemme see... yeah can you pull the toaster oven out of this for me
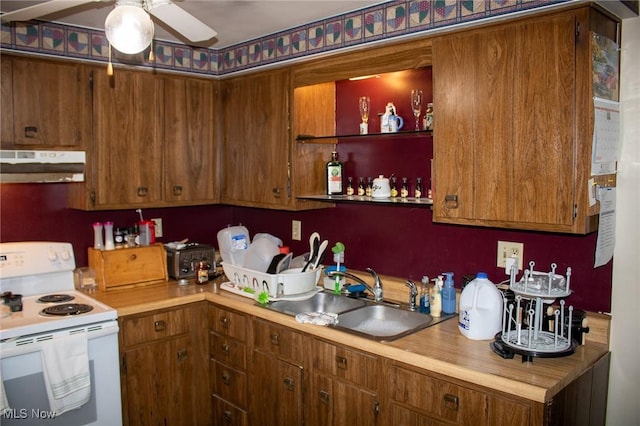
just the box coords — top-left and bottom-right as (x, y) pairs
(166, 243), (216, 279)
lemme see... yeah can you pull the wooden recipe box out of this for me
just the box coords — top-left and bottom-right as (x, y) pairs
(88, 244), (168, 291)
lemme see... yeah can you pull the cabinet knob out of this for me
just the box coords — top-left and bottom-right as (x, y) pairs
(176, 349), (188, 362)
(319, 390), (330, 405)
(222, 372), (231, 386)
(335, 355), (348, 370)
(270, 333), (280, 346)
(222, 411), (232, 423)
(154, 320), (166, 332)
(444, 194), (459, 209)
(24, 126), (38, 138)
(283, 377), (295, 391)
(221, 343), (230, 355)
(173, 185), (183, 196)
(219, 316), (229, 329)
(137, 186), (148, 197)
(272, 187), (281, 198)
(443, 393), (459, 411)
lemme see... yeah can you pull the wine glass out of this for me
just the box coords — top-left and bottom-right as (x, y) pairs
(358, 96), (370, 134)
(410, 89), (423, 131)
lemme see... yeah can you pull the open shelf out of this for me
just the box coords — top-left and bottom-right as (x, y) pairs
(296, 130), (432, 143)
(297, 194), (433, 207)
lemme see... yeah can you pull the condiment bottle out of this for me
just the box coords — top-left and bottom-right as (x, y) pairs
(346, 177), (354, 196)
(357, 177), (365, 196)
(425, 102), (434, 130)
(390, 176), (398, 197)
(400, 177), (409, 198)
(414, 177), (423, 198)
(195, 260), (210, 284)
(365, 177), (373, 197)
(326, 151), (343, 195)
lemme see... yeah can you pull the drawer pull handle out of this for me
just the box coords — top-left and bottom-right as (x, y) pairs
(176, 349), (187, 361)
(173, 185), (183, 195)
(24, 126), (38, 138)
(220, 316), (229, 329)
(154, 320), (166, 332)
(444, 194), (459, 209)
(272, 187), (281, 198)
(319, 390), (330, 405)
(444, 393), (459, 411)
(336, 355), (348, 370)
(222, 411), (232, 422)
(283, 377), (295, 391)
(129, 254), (137, 261)
(221, 343), (230, 355)
(222, 372), (231, 386)
(270, 333), (280, 346)
(137, 186), (148, 197)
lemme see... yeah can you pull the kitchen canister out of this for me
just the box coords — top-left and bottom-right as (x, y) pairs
(458, 272), (503, 340)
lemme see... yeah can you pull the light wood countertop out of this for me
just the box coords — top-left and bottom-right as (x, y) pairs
(90, 277), (609, 404)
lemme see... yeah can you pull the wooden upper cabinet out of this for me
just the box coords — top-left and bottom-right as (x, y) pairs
(221, 68), (290, 208)
(90, 67), (164, 207)
(432, 7), (618, 233)
(163, 76), (218, 204)
(1, 55), (90, 149)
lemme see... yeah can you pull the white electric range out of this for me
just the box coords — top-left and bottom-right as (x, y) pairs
(0, 242), (122, 425)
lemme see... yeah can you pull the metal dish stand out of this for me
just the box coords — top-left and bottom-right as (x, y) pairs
(491, 261), (577, 362)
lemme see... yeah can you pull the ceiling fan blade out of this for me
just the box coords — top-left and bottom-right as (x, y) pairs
(1, 0), (103, 23)
(146, 1), (216, 42)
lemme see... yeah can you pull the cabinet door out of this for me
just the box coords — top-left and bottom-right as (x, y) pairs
(221, 69), (290, 208)
(4, 56), (88, 148)
(91, 68), (163, 207)
(251, 350), (303, 426)
(310, 372), (379, 426)
(433, 13), (577, 231)
(163, 76), (218, 203)
(0, 58), (14, 147)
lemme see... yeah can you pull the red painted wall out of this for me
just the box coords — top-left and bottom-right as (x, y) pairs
(0, 183), (612, 312)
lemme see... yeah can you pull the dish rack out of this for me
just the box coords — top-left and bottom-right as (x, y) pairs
(222, 263), (322, 299)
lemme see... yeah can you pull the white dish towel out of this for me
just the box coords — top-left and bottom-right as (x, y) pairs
(40, 331), (91, 416)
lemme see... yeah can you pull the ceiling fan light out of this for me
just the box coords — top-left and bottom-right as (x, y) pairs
(105, 5), (154, 55)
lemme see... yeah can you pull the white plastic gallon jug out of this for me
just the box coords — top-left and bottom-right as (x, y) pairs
(217, 225), (250, 266)
(458, 273), (503, 340)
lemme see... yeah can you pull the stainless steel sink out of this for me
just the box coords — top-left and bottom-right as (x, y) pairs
(266, 291), (367, 316)
(334, 304), (434, 341)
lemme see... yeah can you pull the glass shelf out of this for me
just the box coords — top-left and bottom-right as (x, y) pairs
(297, 194), (433, 207)
(296, 130), (432, 143)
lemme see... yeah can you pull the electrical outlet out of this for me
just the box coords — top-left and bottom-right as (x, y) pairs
(151, 218), (163, 238)
(497, 241), (524, 269)
(292, 220), (302, 241)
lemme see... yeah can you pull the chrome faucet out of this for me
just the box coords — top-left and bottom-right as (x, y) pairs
(327, 267), (384, 302)
(405, 279), (418, 311)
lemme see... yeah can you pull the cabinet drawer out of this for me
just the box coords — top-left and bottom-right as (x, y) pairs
(211, 360), (247, 409)
(253, 319), (304, 364)
(210, 332), (247, 371)
(312, 339), (379, 390)
(209, 305), (247, 341)
(212, 395), (247, 426)
(122, 307), (189, 346)
(390, 365), (488, 425)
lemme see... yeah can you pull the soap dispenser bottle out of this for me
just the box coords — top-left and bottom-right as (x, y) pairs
(442, 272), (456, 314)
(431, 276), (442, 317)
(419, 275), (430, 314)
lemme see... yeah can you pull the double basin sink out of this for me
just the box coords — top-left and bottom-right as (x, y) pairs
(265, 291), (455, 342)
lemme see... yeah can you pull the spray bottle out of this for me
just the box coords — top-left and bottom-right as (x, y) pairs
(442, 272), (456, 314)
(419, 275), (430, 314)
(431, 275), (443, 317)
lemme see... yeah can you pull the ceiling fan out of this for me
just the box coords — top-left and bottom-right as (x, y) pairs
(1, 0), (217, 54)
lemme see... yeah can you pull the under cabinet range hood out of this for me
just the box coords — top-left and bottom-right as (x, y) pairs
(0, 150), (86, 183)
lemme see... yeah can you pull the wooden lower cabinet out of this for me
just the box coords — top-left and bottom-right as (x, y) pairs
(119, 302), (209, 426)
(250, 319), (305, 425)
(309, 338), (381, 426)
(209, 305), (248, 425)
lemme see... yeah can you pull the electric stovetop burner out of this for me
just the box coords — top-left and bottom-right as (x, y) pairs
(37, 294), (75, 303)
(40, 303), (94, 316)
